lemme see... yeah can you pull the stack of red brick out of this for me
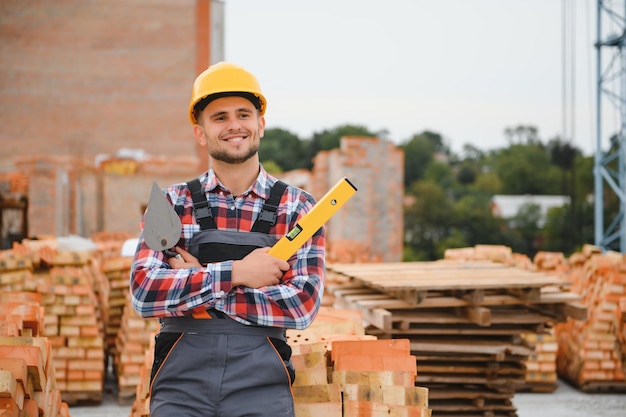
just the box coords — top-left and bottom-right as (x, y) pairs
(0, 291), (71, 417)
(554, 246), (626, 391)
(292, 338), (430, 417)
(12, 244), (107, 404)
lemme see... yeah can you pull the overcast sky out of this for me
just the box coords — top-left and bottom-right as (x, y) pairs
(223, 0), (602, 156)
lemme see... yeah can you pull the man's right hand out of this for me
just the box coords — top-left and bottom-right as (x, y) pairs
(232, 247), (290, 288)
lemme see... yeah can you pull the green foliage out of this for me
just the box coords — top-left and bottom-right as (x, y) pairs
(491, 144), (562, 194)
(404, 180), (455, 260)
(262, 160), (283, 174)
(256, 120), (598, 260)
(456, 164), (477, 185)
(471, 172), (502, 194)
(423, 161), (455, 190)
(306, 124), (376, 169)
(400, 130), (447, 187)
(259, 128), (307, 171)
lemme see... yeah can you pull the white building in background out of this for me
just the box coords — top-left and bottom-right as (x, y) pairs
(491, 195), (571, 227)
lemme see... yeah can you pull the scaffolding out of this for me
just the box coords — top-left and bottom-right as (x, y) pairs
(595, 0), (626, 252)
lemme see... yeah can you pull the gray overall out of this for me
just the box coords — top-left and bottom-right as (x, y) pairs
(149, 179), (295, 417)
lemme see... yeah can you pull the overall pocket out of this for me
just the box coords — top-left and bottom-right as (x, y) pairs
(269, 337), (296, 385)
(150, 332), (183, 385)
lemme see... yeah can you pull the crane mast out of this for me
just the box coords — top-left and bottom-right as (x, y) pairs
(595, 0), (626, 252)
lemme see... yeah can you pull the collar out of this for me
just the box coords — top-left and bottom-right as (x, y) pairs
(201, 164), (275, 199)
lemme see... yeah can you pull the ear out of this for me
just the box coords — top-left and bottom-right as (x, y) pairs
(193, 124), (207, 146)
(258, 115), (266, 139)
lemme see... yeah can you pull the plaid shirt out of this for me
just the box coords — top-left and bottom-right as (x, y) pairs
(130, 166), (325, 330)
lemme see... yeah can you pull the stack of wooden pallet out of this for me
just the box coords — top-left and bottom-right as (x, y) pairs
(0, 291), (71, 417)
(555, 248), (626, 391)
(326, 256), (586, 417)
(445, 246), (567, 392)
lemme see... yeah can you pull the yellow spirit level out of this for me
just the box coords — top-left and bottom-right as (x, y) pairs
(268, 177), (357, 261)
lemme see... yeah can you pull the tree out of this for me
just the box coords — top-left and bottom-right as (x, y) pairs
(404, 181), (454, 260)
(452, 194), (506, 247)
(401, 130), (447, 187)
(259, 128), (307, 171)
(504, 125), (540, 145)
(511, 203), (543, 256)
(456, 164), (477, 186)
(306, 124), (376, 169)
(491, 143), (561, 194)
(423, 161), (455, 190)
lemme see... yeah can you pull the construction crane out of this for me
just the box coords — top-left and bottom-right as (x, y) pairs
(594, 0), (626, 252)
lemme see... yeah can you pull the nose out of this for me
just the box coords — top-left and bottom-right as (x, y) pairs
(226, 117), (243, 131)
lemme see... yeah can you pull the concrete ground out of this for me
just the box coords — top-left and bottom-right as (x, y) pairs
(67, 378), (626, 417)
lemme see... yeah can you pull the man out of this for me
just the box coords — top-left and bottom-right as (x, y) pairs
(130, 62), (325, 417)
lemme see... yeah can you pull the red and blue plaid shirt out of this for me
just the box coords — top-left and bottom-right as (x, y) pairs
(130, 165), (325, 330)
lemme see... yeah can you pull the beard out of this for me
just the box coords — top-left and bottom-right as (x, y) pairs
(210, 141), (259, 164)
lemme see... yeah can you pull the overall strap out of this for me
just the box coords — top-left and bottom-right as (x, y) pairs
(251, 180), (288, 234)
(187, 178), (217, 230)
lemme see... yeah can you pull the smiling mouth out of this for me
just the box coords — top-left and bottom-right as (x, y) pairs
(223, 136), (245, 143)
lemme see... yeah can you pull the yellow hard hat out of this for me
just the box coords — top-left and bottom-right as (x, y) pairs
(188, 62), (267, 125)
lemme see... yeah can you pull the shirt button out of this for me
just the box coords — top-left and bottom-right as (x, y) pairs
(216, 290), (225, 298)
(230, 206), (235, 211)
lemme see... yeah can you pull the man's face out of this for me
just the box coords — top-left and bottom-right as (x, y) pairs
(196, 96), (265, 164)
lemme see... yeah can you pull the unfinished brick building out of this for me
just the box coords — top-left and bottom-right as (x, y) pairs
(0, 1), (404, 261)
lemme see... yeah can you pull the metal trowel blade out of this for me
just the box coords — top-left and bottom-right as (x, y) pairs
(143, 182), (182, 252)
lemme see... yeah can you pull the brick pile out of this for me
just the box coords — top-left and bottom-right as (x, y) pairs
(114, 304), (159, 404)
(89, 232), (161, 404)
(1, 240), (107, 405)
(128, 330), (156, 417)
(292, 338), (431, 417)
(0, 291), (71, 417)
(554, 246), (626, 391)
(35, 249), (106, 404)
(1, 234), (166, 407)
(129, 306), (433, 417)
(327, 246), (587, 416)
(618, 296), (626, 376)
(289, 308), (431, 416)
(519, 331), (559, 392)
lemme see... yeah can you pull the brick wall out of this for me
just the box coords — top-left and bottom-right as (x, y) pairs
(0, 0), (199, 172)
(310, 137), (404, 262)
(1, 2), (405, 261)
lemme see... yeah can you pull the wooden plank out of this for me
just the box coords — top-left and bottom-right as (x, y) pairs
(410, 340), (532, 361)
(328, 261), (568, 293)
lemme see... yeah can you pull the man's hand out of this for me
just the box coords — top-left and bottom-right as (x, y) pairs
(167, 247), (202, 269)
(232, 247), (290, 288)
